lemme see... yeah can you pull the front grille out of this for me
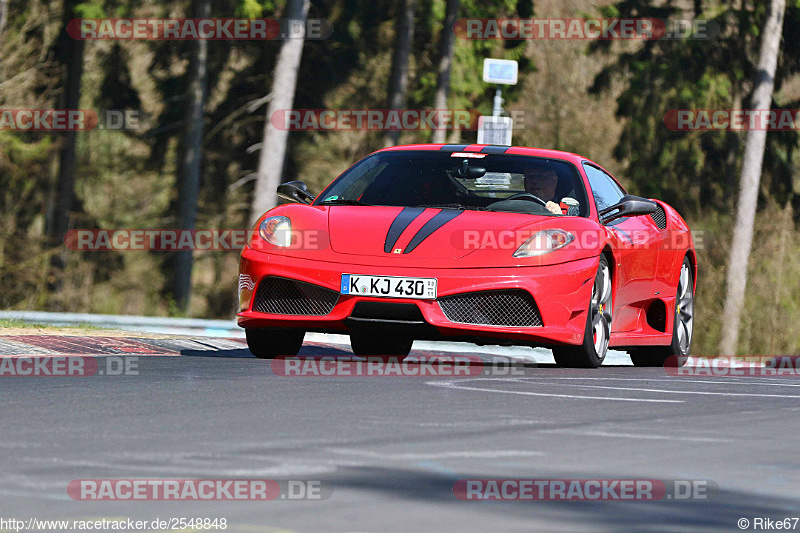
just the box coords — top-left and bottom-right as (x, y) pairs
(650, 204), (667, 230)
(438, 290), (542, 327)
(252, 277), (339, 316)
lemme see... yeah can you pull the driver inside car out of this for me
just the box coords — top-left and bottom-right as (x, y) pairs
(523, 168), (562, 214)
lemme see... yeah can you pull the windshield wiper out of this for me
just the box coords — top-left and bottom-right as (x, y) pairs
(318, 198), (372, 206)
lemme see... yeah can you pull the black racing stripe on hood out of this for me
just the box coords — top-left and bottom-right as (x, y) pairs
(480, 145), (509, 154)
(384, 207), (425, 253)
(404, 209), (463, 254)
(439, 144), (470, 152)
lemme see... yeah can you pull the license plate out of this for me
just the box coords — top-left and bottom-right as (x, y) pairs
(341, 274), (437, 299)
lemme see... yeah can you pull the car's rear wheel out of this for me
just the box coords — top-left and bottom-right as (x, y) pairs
(630, 257), (693, 367)
(553, 255), (612, 368)
(245, 328), (305, 359)
(350, 331), (413, 357)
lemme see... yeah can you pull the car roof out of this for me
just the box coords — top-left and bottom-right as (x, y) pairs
(379, 143), (593, 167)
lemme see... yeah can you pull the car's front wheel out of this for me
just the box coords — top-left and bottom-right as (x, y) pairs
(245, 328), (305, 359)
(553, 254), (612, 368)
(350, 331), (413, 357)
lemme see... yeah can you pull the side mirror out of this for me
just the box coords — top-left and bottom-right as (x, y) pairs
(277, 180), (315, 205)
(599, 195), (658, 224)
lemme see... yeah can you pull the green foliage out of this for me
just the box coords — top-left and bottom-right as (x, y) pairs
(446, 0), (533, 112)
(692, 202), (800, 355)
(590, 0), (800, 217)
(236, 0), (269, 18)
(588, 0), (800, 353)
(74, 1), (106, 19)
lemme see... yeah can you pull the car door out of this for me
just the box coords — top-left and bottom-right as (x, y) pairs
(582, 163), (660, 332)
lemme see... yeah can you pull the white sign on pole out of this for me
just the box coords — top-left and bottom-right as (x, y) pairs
(477, 116), (513, 146)
(482, 58), (518, 85)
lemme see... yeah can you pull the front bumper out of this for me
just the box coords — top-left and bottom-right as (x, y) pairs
(237, 247), (598, 347)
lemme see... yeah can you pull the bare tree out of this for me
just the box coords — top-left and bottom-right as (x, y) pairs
(173, 0), (211, 311)
(431, 0), (459, 144)
(719, 0), (786, 355)
(383, 0), (416, 148)
(249, 0), (310, 224)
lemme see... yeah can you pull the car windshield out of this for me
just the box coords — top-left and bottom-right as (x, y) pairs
(315, 150), (589, 217)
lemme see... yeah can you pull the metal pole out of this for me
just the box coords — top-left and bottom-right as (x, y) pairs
(492, 86), (503, 117)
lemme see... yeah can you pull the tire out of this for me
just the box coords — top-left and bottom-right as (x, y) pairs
(245, 328), (305, 359)
(553, 255), (612, 368)
(350, 331), (413, 357)
(630, 257), (693, 367)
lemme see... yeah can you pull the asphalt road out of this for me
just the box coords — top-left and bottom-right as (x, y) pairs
(1, 337), (799, 532)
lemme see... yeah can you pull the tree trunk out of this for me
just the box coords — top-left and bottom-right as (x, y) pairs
(0, 0), (7, 44)
(48, 0), (85, 283)
(172, 0), (211, 311)
(719, 0), (785, 355)
(249, 0), (310, 224)
(383, 0), (416, 148)
(724, 89), (742, 208)
(431, 0), (459, 144)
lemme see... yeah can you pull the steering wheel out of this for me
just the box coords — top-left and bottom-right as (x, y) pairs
(504, 192), (548, 207)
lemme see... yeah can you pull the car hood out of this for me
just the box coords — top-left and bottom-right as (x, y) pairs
(253, 204), (605, 268)
(327, 205), (551, 258)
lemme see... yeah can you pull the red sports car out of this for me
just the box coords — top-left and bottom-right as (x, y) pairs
(238, 144), (696, 368)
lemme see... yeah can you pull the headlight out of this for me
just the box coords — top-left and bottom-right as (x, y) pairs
(259, 216), (292, 247)
(513, 229), (575, 257)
